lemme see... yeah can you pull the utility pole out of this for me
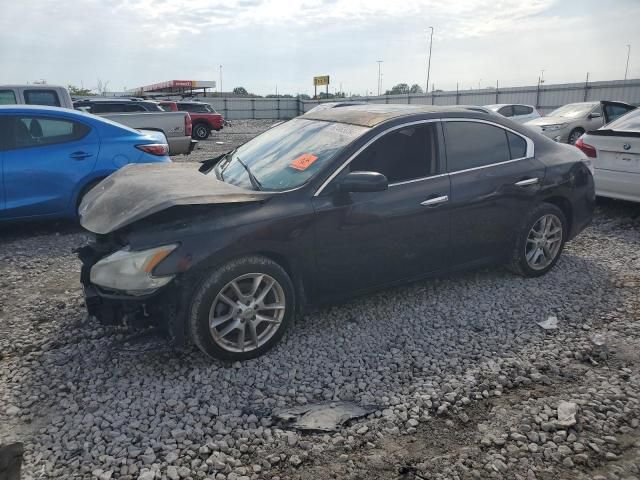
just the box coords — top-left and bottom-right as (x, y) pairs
(625, 44), (631, 80)
(426, 27), (434, 94)
(377, 60), (383, 96)
(540, 69), (545, 84)
(219, 65), (223, 96)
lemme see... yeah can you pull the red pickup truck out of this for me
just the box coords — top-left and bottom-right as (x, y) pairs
(159, 101), (224, 140)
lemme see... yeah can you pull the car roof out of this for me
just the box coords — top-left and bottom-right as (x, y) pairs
(0, 104), (141, 131)
(0, 104), (79, 114)
(0, 84), (67, 89)
(484, 103), (533, 108)
(302, 104), (493, 127)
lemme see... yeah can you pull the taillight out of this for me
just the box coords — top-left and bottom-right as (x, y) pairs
(136, 143), (169, 156)
(185, 113), (192, 137)
(575, 137), (597, 158)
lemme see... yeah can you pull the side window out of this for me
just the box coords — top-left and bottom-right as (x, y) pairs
(91, 103), (126, 113)
(507, 131), (527, 158)
(23, 90), (61, 107)
(10, 116), (90, 149)
(0, 116), (12, 150)
(124, 104), (146, 112)
(0, 90), (17, 105)
(177, 103), (196, 112)
(349, 123), (438, 184)
(443, 122), (511, 172)
(498, 106), (513, 117)
(513, 105), (533, 116)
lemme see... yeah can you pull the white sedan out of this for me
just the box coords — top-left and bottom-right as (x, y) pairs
(484, 104), (541, 123)
(576, 108), (640, 202)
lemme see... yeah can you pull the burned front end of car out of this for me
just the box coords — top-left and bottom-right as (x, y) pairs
(77, 232), (191, 344)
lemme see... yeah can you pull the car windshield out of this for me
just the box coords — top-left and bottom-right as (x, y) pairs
(549, 103), (596, 118)
(603, 108), (640, 131)
(212, 118), (368, 191)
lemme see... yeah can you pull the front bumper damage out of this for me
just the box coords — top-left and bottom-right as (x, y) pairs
(77, 243), (189, 346)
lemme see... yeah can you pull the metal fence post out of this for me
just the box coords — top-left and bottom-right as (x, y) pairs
(495, 80), (499, 103)
(584, 73), (590, 102)
(252, 99), (255, 120)
(277, 98), (281, 119)
(224, 97), (228, 119)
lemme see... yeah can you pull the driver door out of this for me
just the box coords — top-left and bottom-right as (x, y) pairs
(311, 121), (451, 301)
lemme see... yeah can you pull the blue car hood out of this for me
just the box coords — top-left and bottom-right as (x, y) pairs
(79, 163), (272, 234)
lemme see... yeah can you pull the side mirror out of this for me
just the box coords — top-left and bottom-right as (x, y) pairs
(588, 112), (601, 119)
(337, 171), (388, 193)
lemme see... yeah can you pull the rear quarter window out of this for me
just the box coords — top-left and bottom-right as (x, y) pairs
(23, 89), (61, 107)
(443, 121), (511, 172)
(0, 90), (17, 105)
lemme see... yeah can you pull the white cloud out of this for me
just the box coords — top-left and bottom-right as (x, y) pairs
(0, 0), (638, 95)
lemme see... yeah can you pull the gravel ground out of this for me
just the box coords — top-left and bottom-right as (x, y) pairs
(1, 121), (639, 480)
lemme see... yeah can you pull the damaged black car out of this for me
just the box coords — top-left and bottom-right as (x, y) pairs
(78, 105), (595, 361)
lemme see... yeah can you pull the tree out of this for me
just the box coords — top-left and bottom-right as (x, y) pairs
(233, 86), (248, 95)
(94, 78), (110, 96)
(409, 84), (424, 94)
(68, 84), (94, 96)
(385, 83), (410, 95)
(297, 93), (311, 100)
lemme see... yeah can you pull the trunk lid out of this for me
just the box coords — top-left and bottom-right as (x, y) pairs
(585, 133), (640, 174)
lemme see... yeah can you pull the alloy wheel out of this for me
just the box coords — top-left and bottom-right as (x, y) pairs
(208, 273), (286, 352)
(525, 214), (563, 270)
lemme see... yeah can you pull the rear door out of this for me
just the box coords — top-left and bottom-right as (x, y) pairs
(602, 102), (637, 125)
(443, 119), (545, 267)
(0, 114), (100, 219)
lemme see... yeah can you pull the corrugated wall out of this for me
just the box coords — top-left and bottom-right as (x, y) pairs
(94, 78), (640, 119)
(302, 79), (640, 116)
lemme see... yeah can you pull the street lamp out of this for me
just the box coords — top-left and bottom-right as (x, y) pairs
(625, 45), (631, 80)
(219, 65), (223, 96)
(426, 27), (434, 94)
(377, 60), (383, 96)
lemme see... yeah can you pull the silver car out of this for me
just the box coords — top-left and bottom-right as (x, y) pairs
(525, 101), (636, 144)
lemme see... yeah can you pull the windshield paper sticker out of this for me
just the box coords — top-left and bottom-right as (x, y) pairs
(289, 153), (318, 171)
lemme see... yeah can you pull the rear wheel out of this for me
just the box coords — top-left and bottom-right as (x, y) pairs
(188, 256), (295, 361)
(567, 128), (584, 145)
(508, 203), (567, 277)
(193, 123), (210, 140)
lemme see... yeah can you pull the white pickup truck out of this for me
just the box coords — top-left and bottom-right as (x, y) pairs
(0, 84), (195, 155)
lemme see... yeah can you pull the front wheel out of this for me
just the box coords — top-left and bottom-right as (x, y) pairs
(508, 203), (567, 277)
(188, 256), (295, 361)
(567, 128), (584, 145)
(193, 123), (211, 140)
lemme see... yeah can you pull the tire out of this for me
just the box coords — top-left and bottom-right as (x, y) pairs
(192, 123), (210, 140)
(187, 256), (296, 361)
(508, 203), (567, 277)
(567, 128), (584, 145)
(76, 178), (103, 218)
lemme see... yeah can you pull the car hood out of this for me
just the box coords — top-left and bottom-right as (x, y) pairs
(79, 163), (273, 234)
(525, 116), (576, 127)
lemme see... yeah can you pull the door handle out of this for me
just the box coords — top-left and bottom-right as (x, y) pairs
(70, 151), (92, 160)
(515, 178), (539, 187)
(421, 195), (449, 207)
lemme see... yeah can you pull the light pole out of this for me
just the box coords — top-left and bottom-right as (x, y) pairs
(426, 27), (434, 94)
(377, 60), (383, 96)
(219, 65), (223, 96)
(625, 44), (631, 80)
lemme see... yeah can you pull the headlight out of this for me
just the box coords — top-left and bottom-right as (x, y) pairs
(90, 244), (178, 295)
(541, 123), (568, 131)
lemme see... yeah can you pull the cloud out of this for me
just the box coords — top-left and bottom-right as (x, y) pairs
(0, 0), (638, 95)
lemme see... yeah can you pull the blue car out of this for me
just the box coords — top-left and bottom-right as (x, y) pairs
(0, 105), (171, 222)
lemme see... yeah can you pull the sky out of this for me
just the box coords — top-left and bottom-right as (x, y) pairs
(1, 0), (639, 96)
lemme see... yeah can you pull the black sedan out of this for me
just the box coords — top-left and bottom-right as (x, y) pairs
(78, 105), (595, 361)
